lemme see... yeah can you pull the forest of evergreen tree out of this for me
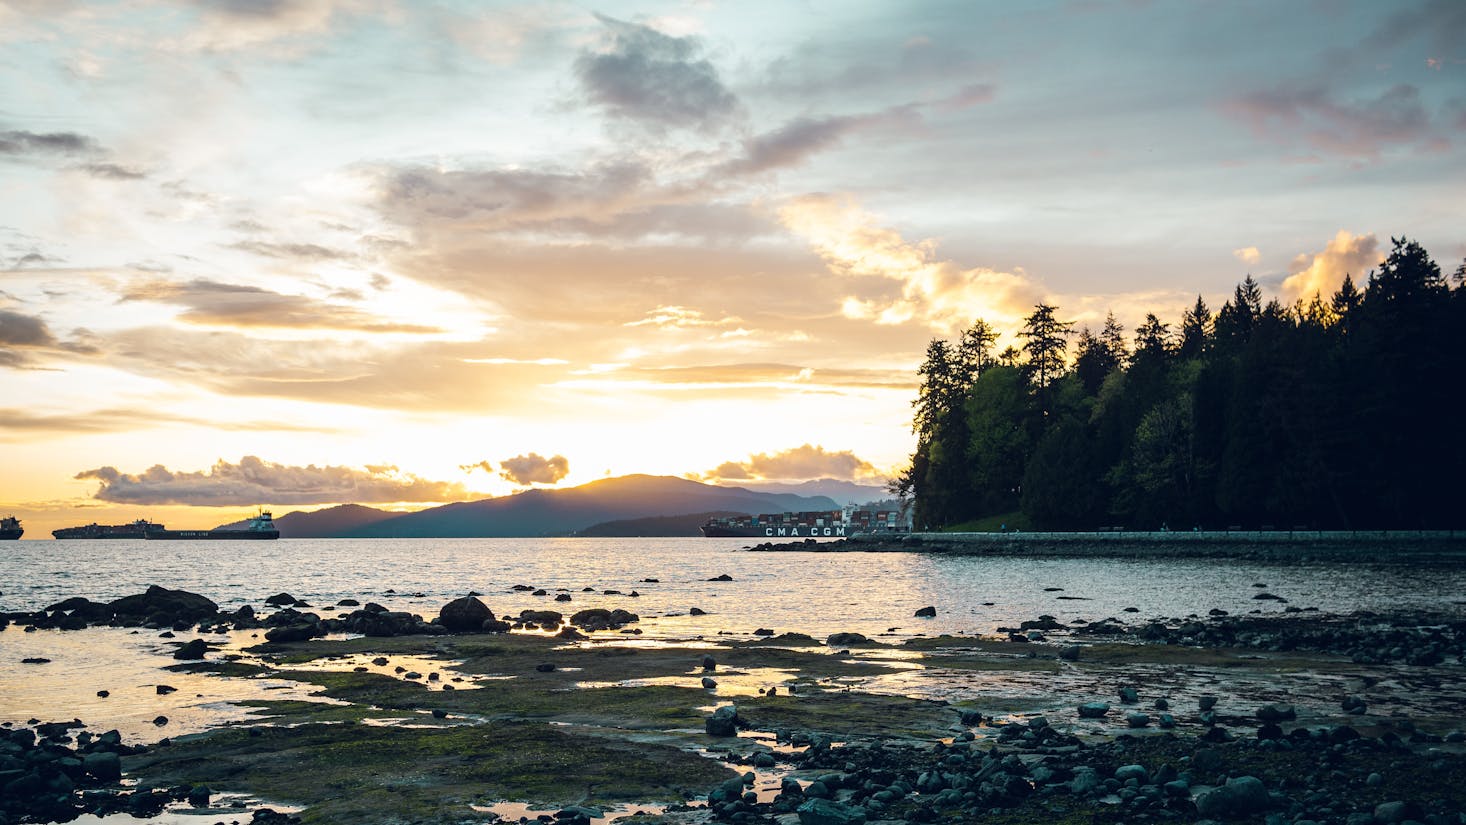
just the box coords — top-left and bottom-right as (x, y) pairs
(894, 238), (1466, 531)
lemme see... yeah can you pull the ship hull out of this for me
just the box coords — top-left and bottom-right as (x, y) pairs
(0, 529), (21, 540)
(701, 524), (851, 538)
(145, 530), (279, 540)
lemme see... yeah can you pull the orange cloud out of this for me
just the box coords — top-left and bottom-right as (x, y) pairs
(777, 194), (1042, 334)
(1232, 246), (1261, 265)
(1281, 230), (1383, 303)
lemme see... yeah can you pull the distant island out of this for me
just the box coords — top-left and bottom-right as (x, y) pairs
(216, 475), (889, 538)
(892, 238), (1466, 532)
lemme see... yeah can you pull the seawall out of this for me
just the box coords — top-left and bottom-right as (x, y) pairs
(749, 529), (1466, 562)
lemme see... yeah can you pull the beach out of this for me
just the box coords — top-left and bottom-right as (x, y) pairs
(3, 538), (1465, 824)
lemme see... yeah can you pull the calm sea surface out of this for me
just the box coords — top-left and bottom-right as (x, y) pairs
(3, 537), (1463, 741)
(3, 537), (1462, 638)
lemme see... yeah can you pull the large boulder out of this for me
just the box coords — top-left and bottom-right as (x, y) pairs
(796, 798), (867, 825)
(825, 632), (870, 647)
(437, 597), (493, 632)
(108, 586), (218, 627)
(1195, 775), (1271, 819)
(704, 704), (740, 737)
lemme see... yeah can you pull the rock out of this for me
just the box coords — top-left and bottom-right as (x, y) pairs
(186, 785), (211, 807)
(701, 655), (716, 671)
(1256, 703), (1296, 722)
(96, 690), (109, 698)
(535, 663), (556, 673)
(1068, 767), (1100, 795)
(796, 798), (867, 825)
(437, 597), (493, 632)
(825, 632), (870, 646)
(1115, 764), (1149, 783)
(701, 677), (717, 689)
(481, 618), (511, 632)
(108, 586), (218, 627)
(156, 684), (177, 695)
(554, 594), (572, 602)
(264, 623), (320, 643)
(708, 574), (734, 581)
(1118, 686), (1139, 704)
(264, 593), (298, 606)
(518, 609), (563, 626)
(705, 704), (739, 737)
(1341, 695), (1367, 714)
(1195, 775), (1270, 819)
(1058, 645), (1081, 660)
(1157, 713), (1177, 728)
(83, 751), (121, 781)
(753, 627), (774, 636)
(1078, 701), (1110, 718)
(1152, 698), (1169, 710)
(914, 606), (936, 618)
(1126, 712), (1151, 728)
(1199, 695), (1218, 711)
(152, 715), (169, 726)
(172, 638), (208, 660)
(1366, 772), (1383, 787)
(1372, 800), (1423, 823)
(689, 607), (707, 615)
(1252, 592), (1286, 601)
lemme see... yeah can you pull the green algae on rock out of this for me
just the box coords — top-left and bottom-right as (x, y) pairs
(124, 720), (736, 824)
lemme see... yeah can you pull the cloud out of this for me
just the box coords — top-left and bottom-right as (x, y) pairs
(0, 407), (333, 438)
(77, 162), (147, 180)
(228, 240), (352, 260)
(1280, 230), (1383, 304)
(778, 194), (1043, 333)
(169, 0), (379, 54)
(375, 161), (654, 235)
(700, 444), (881, 483)
(0, 308), (60, 367)
(459, 460), (494, 474)
(937, 82), (997, 110)
(0, 129), (99, 157)
(75, 455), (470, 505)
(717, 108), (918, 176)
(120, 278), (443, 333)
(1232, 247), (1261, 265)
(1222, 84), (1434, 160)
(575, 13), (740, 131)
(497, 452), (569, 486)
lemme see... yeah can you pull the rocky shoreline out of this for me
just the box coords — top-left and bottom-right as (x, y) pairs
(3, 584), (1465, 824)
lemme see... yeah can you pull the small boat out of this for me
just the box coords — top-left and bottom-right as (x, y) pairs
(145, 511), (280, 540)
(0, 516), (22, 540)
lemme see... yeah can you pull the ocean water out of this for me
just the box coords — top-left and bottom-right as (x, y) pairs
(4, 537), (1464, 638)
(3, 537), (1464, 741)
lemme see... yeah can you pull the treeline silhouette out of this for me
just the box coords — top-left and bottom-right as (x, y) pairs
(894, 238), (1466, 531)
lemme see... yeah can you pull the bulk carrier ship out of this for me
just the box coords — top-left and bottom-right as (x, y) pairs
(701, 506), (907, 539)
(1, 516), (21, 540)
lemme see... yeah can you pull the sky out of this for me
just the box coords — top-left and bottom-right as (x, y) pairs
(2, 0), (1464, 534)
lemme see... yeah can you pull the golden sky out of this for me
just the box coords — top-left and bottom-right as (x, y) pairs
(2, 1), (1463, 534)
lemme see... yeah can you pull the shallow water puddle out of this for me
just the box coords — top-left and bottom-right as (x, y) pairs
(0, 626), (337, 741)
(262, 650), (492, 690)
(575, 665), (798, 696)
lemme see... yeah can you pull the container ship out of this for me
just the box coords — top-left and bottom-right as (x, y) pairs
(701, 507), (908, 539)
(1, 516), (21, 540)
(53, 512), (279, 540)
(53, 519), (164, 539)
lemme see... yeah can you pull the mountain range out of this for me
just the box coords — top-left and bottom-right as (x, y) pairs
(244, 474), (847, 538)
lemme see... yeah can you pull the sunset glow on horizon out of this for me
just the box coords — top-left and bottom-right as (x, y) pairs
(3, 1), (1463, 535)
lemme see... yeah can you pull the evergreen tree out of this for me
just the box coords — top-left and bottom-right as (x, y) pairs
(1178, 295), (1212, 359)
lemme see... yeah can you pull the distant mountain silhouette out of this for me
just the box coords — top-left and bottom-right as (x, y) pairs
(578, 510), (746, 537)
(341, 474), (839, 538)
(217, 504), (400, 537)
(726, 478), (888, 506)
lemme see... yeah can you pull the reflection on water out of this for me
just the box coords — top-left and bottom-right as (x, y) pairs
(0, 625), (336, 740)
